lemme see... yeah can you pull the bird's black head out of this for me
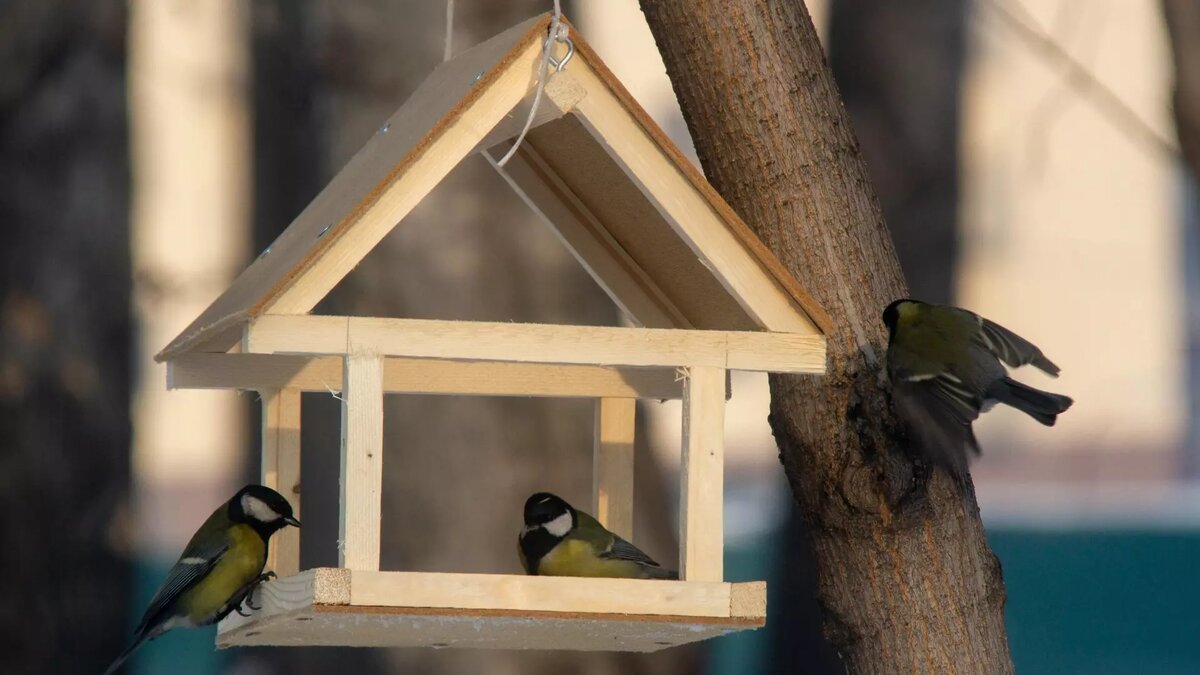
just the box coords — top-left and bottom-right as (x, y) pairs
(522, 492), (576, 537)
(882, 298), (921, 337)
(229, 484), (301, 536)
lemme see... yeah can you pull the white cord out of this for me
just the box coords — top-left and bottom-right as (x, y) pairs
(443, 0), (455, 62)
(495, 0), (566, 168)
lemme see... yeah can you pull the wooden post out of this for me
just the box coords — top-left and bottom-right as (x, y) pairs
(340, 352), (384, 570)
(593, 398), (636, 540)
(260, 388), (302, 577)
(679, 366), (725, 581)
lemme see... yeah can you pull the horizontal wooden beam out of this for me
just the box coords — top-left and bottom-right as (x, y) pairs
(348, 570), (762, 618)
(167, 353), (684, 399)
(243, 315), (826, 374)
(217, 569), (766, 651)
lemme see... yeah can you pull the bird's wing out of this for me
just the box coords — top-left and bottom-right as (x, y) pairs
(140, 539), (229, 628)
(976, 317), (1060, 376)
(517, 535), (533, 575)
(573, 509), (663, 568)
(924, 372), (982, 425)
(891, 378), (980, 477)
(601, 535), (663, 568)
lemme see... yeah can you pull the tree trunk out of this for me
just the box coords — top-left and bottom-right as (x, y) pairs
(0, 2), (131, 672)
(639, 2), (1012, 673)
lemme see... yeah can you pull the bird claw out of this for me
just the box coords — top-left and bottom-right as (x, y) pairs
(232, 571), (277, 616)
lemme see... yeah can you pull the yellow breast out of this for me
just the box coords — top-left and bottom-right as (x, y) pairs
(178, 524), (266, 622)
(537, 538), (644, 579)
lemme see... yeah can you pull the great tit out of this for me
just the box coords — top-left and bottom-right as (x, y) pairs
(882, 298), (1073, 477)
(102, 484), (300, 675)
(518, 492), (677, 580)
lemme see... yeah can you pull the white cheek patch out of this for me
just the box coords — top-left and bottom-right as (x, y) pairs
(242, 494), (281, 523)
(543, 512), (573, 537)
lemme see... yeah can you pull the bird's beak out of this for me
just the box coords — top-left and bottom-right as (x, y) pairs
(284, 516), (302, 528)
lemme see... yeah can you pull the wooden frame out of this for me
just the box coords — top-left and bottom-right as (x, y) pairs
(339, 352), (384, 571)
(260, 388), (302, 578)
(243, 315), (826, 374)
(679, 367), (726, 582)
(593, 398), (636, 539)
(149, 11), (837, 653)
(169, 353), (684, 399)
(219, 569), (765, 652)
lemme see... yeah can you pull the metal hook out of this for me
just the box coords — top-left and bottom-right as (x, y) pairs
(547, 27), (574, 71)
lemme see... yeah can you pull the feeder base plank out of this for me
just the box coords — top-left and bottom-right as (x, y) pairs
(217, 569), (764, 652)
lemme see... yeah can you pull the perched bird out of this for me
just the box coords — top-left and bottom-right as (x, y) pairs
(882, 298), (1073, 477)
(518, 492), (677, 580)
(102, 485), (300, 675)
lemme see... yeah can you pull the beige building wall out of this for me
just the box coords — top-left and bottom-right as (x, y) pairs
(961, 1), (1181, 461)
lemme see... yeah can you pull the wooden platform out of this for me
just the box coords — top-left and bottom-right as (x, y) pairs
(217, 569), (766, 652)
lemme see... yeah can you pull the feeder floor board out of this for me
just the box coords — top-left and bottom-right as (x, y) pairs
(217, 569), (766, 652)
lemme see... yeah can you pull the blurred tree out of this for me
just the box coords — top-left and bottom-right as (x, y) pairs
(828, 0), (966, 304)
(641, 1), (1012, 673)
(0, 1), (131, 673)
(235, 2), (698, 674)
(1162, 0), (1200, 479)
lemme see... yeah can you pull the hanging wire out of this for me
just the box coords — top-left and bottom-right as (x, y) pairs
(443, 0), (455, 61)
(495, 0), (572, 168)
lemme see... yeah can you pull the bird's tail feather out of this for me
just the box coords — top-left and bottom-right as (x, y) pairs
(988, 378), (1073, 425)
(101, 624), (152, 675)
(643, 565), (679, 580)
(100, 641), (139, 675)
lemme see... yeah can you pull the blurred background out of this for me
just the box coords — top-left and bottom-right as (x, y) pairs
(2, 0), (1198, 673)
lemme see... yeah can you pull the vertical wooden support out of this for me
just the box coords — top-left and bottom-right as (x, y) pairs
(679, 365), (725, 582)
(593, 397), (636, 540)
(340, 352), (384, 570)
(260, 388), (302, 577)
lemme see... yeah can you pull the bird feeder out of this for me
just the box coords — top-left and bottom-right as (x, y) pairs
(156, 13), (830, 652)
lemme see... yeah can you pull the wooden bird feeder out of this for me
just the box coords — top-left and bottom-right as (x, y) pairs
(156, 13), (830, 652)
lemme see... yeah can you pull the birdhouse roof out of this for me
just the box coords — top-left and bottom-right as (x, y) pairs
(156, 13), (831, 362)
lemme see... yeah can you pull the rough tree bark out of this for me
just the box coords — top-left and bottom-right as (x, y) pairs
(0, 2), (131, 672)
(773, 6), (968, 671)
(640, 2), (1012, 673)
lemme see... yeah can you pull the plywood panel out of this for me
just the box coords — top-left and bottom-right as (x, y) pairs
(525, 117), (757, 331)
